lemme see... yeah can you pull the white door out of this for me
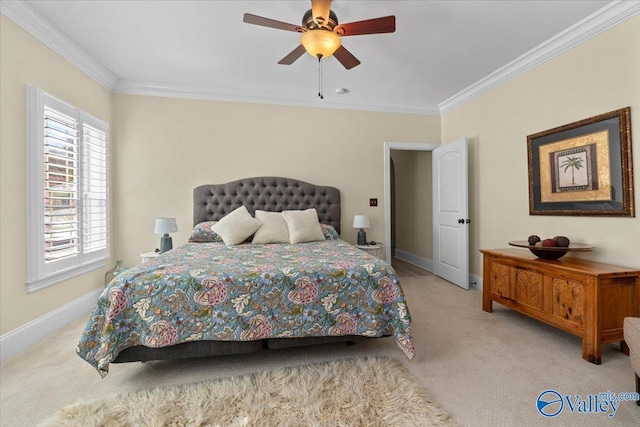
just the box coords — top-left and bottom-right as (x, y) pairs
(432, 138), (469, 289)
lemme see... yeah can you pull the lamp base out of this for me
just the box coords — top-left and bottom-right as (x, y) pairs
(357, 229), (367, 246)
(160, 234), (173, 253)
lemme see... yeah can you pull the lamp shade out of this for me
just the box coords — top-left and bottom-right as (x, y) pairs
(301, 29), (341, 58)
(154, 217), (178, 234)
(352, 215), (370, 229)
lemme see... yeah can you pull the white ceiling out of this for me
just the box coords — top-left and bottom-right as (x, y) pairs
(7, 0), (633, 114)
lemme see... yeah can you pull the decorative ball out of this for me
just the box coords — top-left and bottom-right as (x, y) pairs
(528, 235), (541, 245)
(555, 236), (570, 247)
(542, 239), (557, 247)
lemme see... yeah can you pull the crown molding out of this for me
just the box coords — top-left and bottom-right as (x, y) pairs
(114, 80), (441, 116)
(439, 0), (640, 114)
(1, 0), (118, 91)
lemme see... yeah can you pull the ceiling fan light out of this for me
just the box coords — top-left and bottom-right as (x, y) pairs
(301, 30), (341, 59)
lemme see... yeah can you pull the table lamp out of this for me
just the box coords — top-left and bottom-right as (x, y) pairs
(353, 215), (370, 246)
(155, 217), (178, 253)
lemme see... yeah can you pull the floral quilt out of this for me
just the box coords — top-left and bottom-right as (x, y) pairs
(77, 239), (415, 376)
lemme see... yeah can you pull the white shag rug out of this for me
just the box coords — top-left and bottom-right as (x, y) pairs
(40, 357), (456, 427)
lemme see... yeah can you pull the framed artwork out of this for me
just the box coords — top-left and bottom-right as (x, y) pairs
(527, 107), (634, 216)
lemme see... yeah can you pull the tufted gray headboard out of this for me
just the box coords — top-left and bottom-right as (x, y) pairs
(194, 177), (341, 234)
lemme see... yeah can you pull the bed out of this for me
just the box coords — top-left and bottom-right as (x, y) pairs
(77, 177), (415, 377)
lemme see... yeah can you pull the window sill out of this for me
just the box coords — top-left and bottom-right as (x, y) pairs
(26, 260), (106, 293)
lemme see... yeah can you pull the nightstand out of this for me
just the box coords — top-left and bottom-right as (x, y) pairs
(356, 244), (384, 260)
(140, 251), (160, 263)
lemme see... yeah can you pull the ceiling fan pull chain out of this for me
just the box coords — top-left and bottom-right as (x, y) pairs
(318, 56), (324, 99)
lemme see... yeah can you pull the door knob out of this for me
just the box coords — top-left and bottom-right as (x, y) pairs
(458, 219), (464, 224)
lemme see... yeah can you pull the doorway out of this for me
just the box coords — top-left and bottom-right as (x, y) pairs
(384, 140), (470, 289)
(384, 142), (439, 265)
(389, 149), (433, 271)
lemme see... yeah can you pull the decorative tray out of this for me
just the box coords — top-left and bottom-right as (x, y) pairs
(508, 240), (594, 260)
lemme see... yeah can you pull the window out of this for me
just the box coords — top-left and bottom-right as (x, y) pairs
(27, 86), (109, 292)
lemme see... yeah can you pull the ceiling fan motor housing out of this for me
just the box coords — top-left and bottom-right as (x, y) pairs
(302, 9), (338, 31)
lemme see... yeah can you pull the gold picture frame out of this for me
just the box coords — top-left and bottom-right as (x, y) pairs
(527, 107), (634, 216)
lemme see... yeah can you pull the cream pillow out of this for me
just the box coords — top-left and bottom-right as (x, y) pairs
(252, 211), (290, 244)
(281, 208), (325, 244)
(211, 206), (262, 246)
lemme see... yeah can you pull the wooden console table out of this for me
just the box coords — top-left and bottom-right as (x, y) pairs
(481, 248), (640, 364)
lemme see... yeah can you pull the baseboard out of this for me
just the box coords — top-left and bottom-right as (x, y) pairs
(395, 249), (483, 290)
(394, 249), (433, 272)
(0, 288), (103, 362)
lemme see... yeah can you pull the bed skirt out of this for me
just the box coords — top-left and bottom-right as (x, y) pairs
(112, 335), (376, 363)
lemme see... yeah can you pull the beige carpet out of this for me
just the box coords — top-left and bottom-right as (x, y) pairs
(38, 356), (454, 427)
(2, 259), (640, 426)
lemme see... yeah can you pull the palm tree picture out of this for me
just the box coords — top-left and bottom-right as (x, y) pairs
(560, 155), (585, 186)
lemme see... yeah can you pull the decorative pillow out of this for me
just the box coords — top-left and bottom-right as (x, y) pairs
(211, 206), (263, 246)
(252, 211), (290, 244)
(188, 221), (222, 242)
(320, 223), (339, 240)
(281, 208), (325, 244)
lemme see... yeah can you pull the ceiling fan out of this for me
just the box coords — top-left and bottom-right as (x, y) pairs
(243, 0), (396, 70)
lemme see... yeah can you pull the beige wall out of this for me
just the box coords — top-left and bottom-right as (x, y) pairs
(442, 15), (640, 276)
(0, 16), (114, 334)
(391, 150), (432, 259)
(112, 95), (440, 269)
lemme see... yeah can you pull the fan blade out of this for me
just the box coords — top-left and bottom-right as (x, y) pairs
(335, 16), (396, 36)
(278, 45), (307, 65)
(333, 45), (360, 70)
(311, 0), (331, 26)
(243, 13), (302, 32)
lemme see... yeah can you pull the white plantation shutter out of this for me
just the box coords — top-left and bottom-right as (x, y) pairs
(44, 106), (80, 262)
(81, 122), (108, 254)
(27, 87), (109, 292)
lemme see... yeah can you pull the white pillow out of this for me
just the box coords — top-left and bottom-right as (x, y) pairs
(211, 206), (262, 246)
(252, 211), (290, 244)
(281, 208), (325, 244)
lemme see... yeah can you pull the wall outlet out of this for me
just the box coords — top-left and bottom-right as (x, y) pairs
(369, 198), (378, 207)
